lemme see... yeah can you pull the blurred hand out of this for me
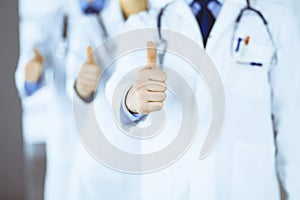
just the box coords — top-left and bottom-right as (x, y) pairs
(119, 0), (148, 19)
(25, 48), (44, 83)
(75, 46), (100, 99)
(126, 41), (167, 114)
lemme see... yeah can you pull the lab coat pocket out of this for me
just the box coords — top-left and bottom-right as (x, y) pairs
(232, 38), (275, 68)
(230, 46), (272, 100)
(231, 142), (280, 200)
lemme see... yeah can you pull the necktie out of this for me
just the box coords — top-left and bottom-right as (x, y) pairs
(190, 0), (216, 47)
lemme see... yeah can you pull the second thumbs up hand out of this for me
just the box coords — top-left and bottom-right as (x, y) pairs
(75, 46), (100, 99)
(25, 48), (44, 83)
(126, 41), (167, 115)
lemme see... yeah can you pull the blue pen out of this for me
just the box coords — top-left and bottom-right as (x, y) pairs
(250, 62), (263, 67)
(235, 38), (242, 52)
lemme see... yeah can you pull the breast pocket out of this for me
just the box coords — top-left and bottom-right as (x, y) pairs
(228, 43), (273, 100)
(232, 38), (275, 68)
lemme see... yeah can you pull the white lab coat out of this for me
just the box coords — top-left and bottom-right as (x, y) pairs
(65, 1), (176, 200)
(109, 0), (300, 199)
(65, 1), (140, 200)
(15, 0), (76, 199)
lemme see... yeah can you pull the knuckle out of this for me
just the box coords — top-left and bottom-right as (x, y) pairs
(94, 65), (100, 73)
(162, 92), (167, 100)
(77, 76), (84, 84)
(135, 80), (143, 86)
(143, 107), (150, 114)
(79, 68), (86, 74)
(162, 85), (167, 91)
(135, 91), (145, 100)
(92, 75), (99, 83)
(157, 102), (163, 110)
(137, 104), (148, 114)
(161, 71), (167, 81)
(137, 70), (146, 78)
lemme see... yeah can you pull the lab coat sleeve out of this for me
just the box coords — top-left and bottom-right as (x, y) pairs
(270, 11), (300, 199)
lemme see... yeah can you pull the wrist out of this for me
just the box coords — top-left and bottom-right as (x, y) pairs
(25, 75), (41, 83)
(24, 77), (42, 96)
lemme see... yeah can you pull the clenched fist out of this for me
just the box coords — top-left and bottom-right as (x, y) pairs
(126, 41), (167, 114)
(120, 0), (148, 19)
(75, 46), (100, 100)
(25, 48), (44, 83)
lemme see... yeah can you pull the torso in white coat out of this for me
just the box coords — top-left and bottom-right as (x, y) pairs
(112, 0), (300, 199)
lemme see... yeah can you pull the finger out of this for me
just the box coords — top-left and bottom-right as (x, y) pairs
(137, 68), (166, 82)
(80, 73), (100, 83)
(25, 70), (40, 77)
(147, 102), (163, 113)
(146, 91), (166, 102)
(78, 73), (99, 83)
(33, 48), (43, 61)
(146, 41), (157, 69)
(145, 69), (167, 82)
(25, 65), (42, 74)
(80, 71), (100, 82)
(33, 48), (41, 57)
(82, 64), (100, 74)
(86, 46), (95, 63)
(78, 82), (97, 91)
(29, 61), (43, 69)
(144, 82), (167, 92)
(77, 78), (98, 89)
(25, 72), (40, 82)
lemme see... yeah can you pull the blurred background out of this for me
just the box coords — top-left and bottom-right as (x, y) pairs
(0, 0), (300, 200)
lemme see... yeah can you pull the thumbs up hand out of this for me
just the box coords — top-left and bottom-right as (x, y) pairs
(25, 48), (44, 83)
(126, 41), (167, 114)
(75, 46), (100, 100)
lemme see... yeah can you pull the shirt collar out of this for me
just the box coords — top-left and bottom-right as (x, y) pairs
(186, 0), (224, 5)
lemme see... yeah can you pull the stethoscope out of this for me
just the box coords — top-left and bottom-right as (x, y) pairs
(79, 0), (109, 39)
(156, 0), (278, 66)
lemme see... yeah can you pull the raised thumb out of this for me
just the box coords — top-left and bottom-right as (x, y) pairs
(86, 46), (95, 63)
(146, 41), (157, 69)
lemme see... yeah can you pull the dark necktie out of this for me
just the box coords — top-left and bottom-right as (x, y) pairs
(190, 0), (216, 47)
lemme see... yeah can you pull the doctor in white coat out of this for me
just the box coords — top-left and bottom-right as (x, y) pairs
(65, 1), (128, 199)
(73, 0), (300, 199)
(65, 0), (162, 199)
(15, 0), (76, 199)
(121, 0), (300, 199)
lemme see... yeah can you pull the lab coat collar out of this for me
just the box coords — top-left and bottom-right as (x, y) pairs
(174, 0), (247, 49)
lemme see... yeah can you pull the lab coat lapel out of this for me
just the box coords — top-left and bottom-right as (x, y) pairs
(167, 0), (203, 47)
(169, 0), (246, 51)
(206, 0), (246, 54)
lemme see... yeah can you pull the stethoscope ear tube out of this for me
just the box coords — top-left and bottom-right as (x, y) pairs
(156, 2), (173, 66)
(97, 14), (108, 39)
